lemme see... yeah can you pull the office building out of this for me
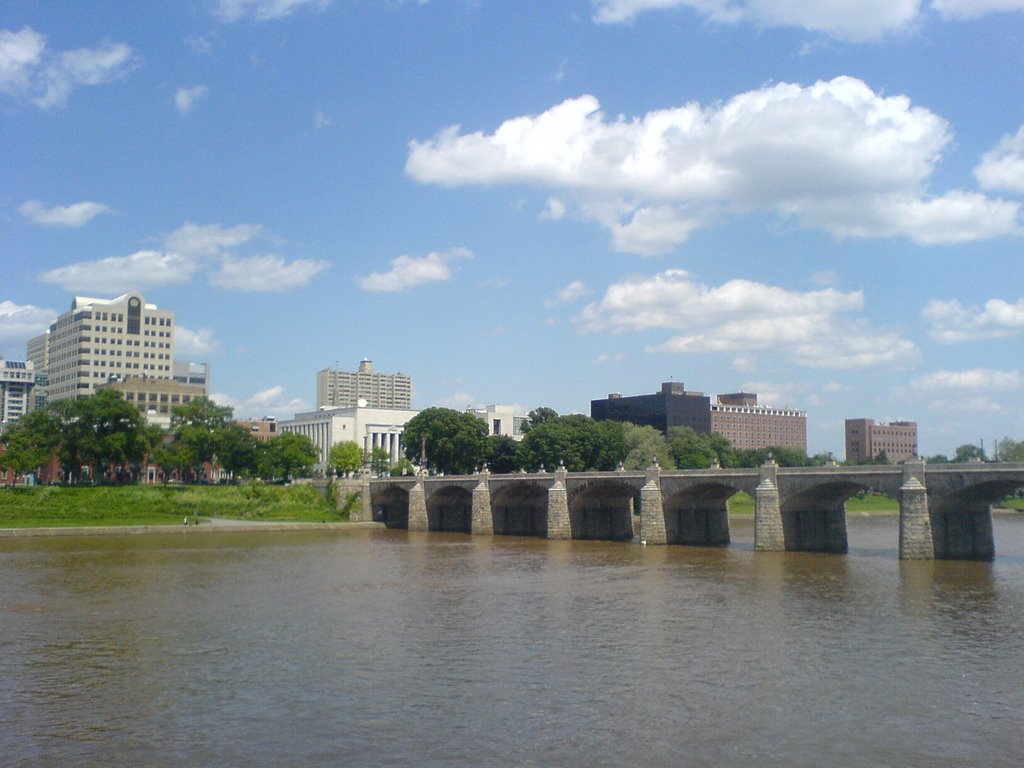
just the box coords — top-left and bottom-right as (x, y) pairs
(234, 417), (279, 442)
(592, 382), (807, 452)
(845, 419), (918, 463)
(32, 293), (175, 402)
(466, 404), (529, 441)
(97, 376), (207, 428)
(316, 359), (412, 409)
(0, 359), (35, 425)
(173, 361), (209, 390)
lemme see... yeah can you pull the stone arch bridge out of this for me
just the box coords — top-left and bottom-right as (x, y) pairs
(357, 461), (1024, 561)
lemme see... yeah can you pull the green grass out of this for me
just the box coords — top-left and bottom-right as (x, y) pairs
(0, 483), (342, 528)
(728, 491), (900, 515)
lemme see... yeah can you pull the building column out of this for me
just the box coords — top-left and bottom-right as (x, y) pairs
(546, 469), (571, 539)
(754, 460), (784, 551)
(639, 466), (667, 544)
(471, 469), (493, 535)
(408, 475), (428, 531)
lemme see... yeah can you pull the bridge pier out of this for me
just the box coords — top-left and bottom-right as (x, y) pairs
(639, 471), (667, 545)
(407, 476), (428, 531)
(932, 503), (995, 560)
(547, 470), (571, 539)
(471, 471), (493, 536)
(899, 474), (933, 560)
(754, 462), (783, 551)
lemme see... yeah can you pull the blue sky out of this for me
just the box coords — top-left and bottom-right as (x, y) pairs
(2, 0), (1023, 458)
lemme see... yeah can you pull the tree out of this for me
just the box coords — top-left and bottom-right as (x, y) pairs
(0, 409), (60, 481)
(402, 407), (488, 474)
(996, 437), (1024, 462)
(390, 457), (416, 476)
(622, 423), (674, 470)
(667, 426), (718, 469)
(259, 432), (319, 481)
(369, 447), (392, 476)
(483, 434), (519, 474)
(953, 443), (986, 463)
(521, 406), (559, 435)
(78, 388), (148, 482)
(170, 396), (234, 481)
(216, 424), (259, 481)
(329, 441), (364, 476)
(516, 415), (626, 472)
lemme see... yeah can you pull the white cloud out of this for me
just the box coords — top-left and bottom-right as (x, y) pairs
(209, 255), (331, 291)
(540, 197), (566, 220)
(18, 199), (111, 227)
(39, 250), (199, 293)
(0, 300), (56, 347)
(164, 222), (262, 257)
(975, 125), (1024, 195)
(0, 26), (137, 109)
(408, 79), (1022, 254)
(184, 35), (213, 55)
(209, 385), (311, 419)
(932, 0), (1024, 20)
(356, 247), (473, 292)
(923, 297), (1024, 343)
(314, 109), (331, 129)
(591, 1), (1024, 40)
(545, 280), (591, 307)
(577, 269), (916, 369)
(910, 368), (1023, 392)
(175, 325), (221, 356)
(215, 0), (330, 22)
(175, 85), (208, 115)
(596, 352), (627, 364)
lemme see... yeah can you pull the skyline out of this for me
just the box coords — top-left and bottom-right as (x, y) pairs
(2, 0), (1023, 458)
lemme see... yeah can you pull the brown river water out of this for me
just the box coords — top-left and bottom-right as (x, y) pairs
(2, 515), (1023, 767)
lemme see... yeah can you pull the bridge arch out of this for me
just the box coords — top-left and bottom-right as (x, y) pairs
(490, 483), (548, 537)
(568, 480), (637, 541)
(927, 479), (1018, 560)
(779, 480), (869, 553)
(371, 484), (410, 529)
(662, 482), (737, 546)
(427, 484), (472, 533)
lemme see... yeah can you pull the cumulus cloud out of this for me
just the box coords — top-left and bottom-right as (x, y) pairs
(39, 250), (199, 293)
(0, 300), (56, 347)
(175, 84), (208, 114)
(215, 0), (330, 22)
(910, 368), (1023, 392)
(209, 255), (331, 291)
(923, 297), (1024, 343)
(356, 247), (473, 292)
(164, 221), (263, 258)
(209, 386), (311, 419)
(545, 280), (591, 307)
(18, 199), (111, 227)
(577, 269), (916, 369)
(0, 26), (137, 109)
(314, 109), (331, 129)
(975, 125), (1024, 195)
(408, 80), (1022, 254)
(932, 0), (1024, 20)
(175, 325), (221, 356)
(592, 1), (1024, 40)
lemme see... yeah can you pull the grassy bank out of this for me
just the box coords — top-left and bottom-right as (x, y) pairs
(0, 483), (342, 528)
(728, 492), (900, 515)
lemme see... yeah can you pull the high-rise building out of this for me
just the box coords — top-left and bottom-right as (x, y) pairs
(592, 382), (807, 452)
(845, 419), (918, 463)
(0, 359), (36, 425)
(316, 359), (412, 409)
(31, 293), (176, 402)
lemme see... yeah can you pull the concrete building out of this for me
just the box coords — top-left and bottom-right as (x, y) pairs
(97, 376), (207, 428)
(591, 382), (712, 435)
(592, 382), (807, 452)
(466, 404), (529, 441)
(845, 419), (918, 463)
(710, 393), (807, 451)
(316, 359), (412, 409)
(279, 405), (419, 473)
(234, 417), (279, 443)
(0, 359), (35, 425)
(31, 293), (176, 402)
(173, 361), (209, 389)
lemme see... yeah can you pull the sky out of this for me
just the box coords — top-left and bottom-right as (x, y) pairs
(2, 0), (1023, 459)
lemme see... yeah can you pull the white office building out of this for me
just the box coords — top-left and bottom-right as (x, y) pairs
(466, 404), (529, 441)
(1, 359), (36, 425)
(279, 405), (419, 473)
(31, 293), (176, 402)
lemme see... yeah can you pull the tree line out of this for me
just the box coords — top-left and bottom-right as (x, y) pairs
(0, 390), (320, 484)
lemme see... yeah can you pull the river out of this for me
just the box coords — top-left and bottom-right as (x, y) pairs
(2, 515), (1023, 767)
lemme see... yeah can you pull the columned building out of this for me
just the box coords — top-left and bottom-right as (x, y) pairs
(279, 405), (419, 473)
(316, 359), (412, 409)
(845, 419), (918, 463)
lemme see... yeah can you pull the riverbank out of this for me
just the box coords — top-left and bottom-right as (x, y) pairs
(0, 520), (384, 538)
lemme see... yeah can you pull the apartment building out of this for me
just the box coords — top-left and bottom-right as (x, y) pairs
(0, 359), (35, 425)
(845, 419), (918, 463)
(316, 359), (412, 409)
